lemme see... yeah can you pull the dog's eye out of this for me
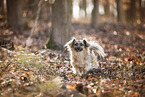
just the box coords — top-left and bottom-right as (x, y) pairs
(74, 43), (78, 46)
(80, 43), (84, 46)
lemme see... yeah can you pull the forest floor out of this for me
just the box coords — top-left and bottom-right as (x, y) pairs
(0, 23), (145, 97)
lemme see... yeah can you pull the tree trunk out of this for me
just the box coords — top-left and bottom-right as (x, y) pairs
(116, 0), (124, 24)
(139, 0), (145, 24)
(47, 0), (72, 50)
(0, 0), (4, 16)
(79, 0), (87, 17)
(91, 0), (99, 27)
(103, 0), (110, 22)
(7, 0), (24, 29)
(129, 0), (136, 24)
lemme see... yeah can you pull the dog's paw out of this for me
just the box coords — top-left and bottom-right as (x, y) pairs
(72, 67), (77, 74)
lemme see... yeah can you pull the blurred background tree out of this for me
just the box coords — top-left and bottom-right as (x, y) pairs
(0, 0), (144, 50)
(0, 0), (4, 19)
(46, 0), (72, 50)
(91, 0), (99, 27)
(7, 0), (24, 30)
(116, 0), (124, 24)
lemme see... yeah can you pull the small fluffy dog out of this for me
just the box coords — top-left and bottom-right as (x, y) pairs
(65, 37), (105, 76)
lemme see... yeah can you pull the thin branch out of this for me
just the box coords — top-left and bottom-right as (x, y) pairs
(25, 0), (43, 49)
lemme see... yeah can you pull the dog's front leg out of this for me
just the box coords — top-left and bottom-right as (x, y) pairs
(85, 63), (93, 72)
(71, 66), (77, 74)
(74, 66), (82, 76)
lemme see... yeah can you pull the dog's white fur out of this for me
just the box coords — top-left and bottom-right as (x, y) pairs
(65, 37), (105, 76)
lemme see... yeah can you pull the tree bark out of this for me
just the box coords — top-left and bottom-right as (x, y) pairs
(139, 0), (145, 24)
(0, 0), (4, 16)
(129, 0), (136, 24)
(47, 0), (72, 50)
(91, 0), (99, 27)
(7, 0), (24, 29)
(79, 0), (87, 17)
(103, 0), (110, 22)
(116, 0), (124, 24)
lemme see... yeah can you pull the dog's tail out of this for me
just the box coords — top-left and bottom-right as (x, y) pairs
(89, 41), (105, 58)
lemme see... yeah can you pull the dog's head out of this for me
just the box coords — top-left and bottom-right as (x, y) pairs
(67, 38), (89, 52)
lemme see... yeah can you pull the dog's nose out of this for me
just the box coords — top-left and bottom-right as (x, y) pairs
(77, 48), (80, 50)
(76, 47), (83, 51)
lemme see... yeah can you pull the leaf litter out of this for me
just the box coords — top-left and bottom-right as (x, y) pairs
(0, 23), (145, 97)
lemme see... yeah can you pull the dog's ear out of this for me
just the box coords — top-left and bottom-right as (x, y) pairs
(64, 37), (76, 48)
(70, 38), (76, 47)
(83, 39), (89, 47)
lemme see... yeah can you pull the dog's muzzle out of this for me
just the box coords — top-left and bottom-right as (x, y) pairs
(75, 47), (83, 52)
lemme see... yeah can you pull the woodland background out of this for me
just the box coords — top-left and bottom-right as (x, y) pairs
(0, 0), (145, 97)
